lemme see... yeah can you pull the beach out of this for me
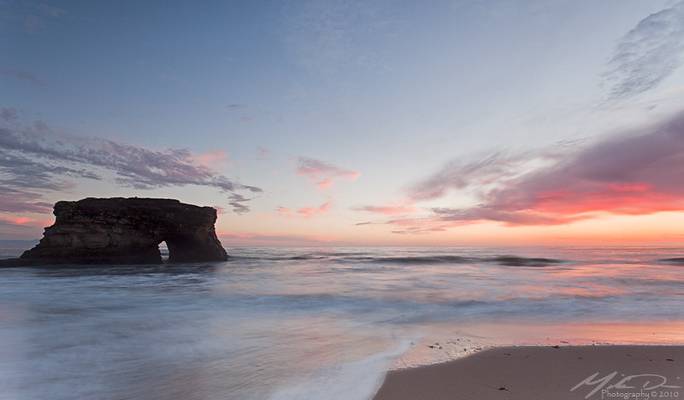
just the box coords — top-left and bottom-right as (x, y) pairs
(375, 345), (684, 400)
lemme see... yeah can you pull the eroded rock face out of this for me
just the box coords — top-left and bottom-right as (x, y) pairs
(18, 197), (228, 265)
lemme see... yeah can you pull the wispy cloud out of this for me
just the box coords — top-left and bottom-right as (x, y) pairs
(354, 221), (373, 226)
(604, 1), (684, 100)
(297, 157), (359, 189)
(277, 201), (332, 218)
(407, 151), (548, 201)
(389, 110), (684, 232)
(0, 188), (53, 213)
(380, 216), (449, 235)
(0, 107), (18, 122)
(354, 203), (416, 216)
(228, 193), (254, 215)
(0, 68), (46, 87)
(0, 219), (41, 239)
(297, 201), (332, 217)
(0, 113), (261, 214)
(275, 207), (292, 216)
(192, 149), (229, 169)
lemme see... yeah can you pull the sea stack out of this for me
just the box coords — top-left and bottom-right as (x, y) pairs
(17, 197), (228, 265)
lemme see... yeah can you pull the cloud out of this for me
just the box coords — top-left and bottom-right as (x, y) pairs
(380, 216), (449, 235)
(395, 110), (684, 232)
(0, 108), (18, 122)
(276, 206), (292, 216)
(0, 114), (262, 214)
(227, 193), (254, 215)
(407, 151), (545, 201)
(0, 189), (54, 238)
(297, 201), (332, 217)
(0, 145), (98, 191)
(0, 69), (46, 87)
(354, 203), (416, 216)
(0, 188), (53, 213)
(0, 219), (40, 239)
(277, 201), (332, 218)
(604, 1), (684, 99)
(0, 215), (48, 227)
(430, 207), (587, 226)
(193, 149), (229, 169)
(297, 157), (360, 189)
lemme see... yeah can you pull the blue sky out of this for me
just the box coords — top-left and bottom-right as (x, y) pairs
(3, 0), (684, 245)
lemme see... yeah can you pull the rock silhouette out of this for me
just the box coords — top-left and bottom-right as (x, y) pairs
(8, 198), (228, 265)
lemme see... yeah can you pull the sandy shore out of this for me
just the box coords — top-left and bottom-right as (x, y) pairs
(374, 346), (683, 400)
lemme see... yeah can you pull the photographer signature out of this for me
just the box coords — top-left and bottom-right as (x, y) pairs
(571, 371), (681, 399)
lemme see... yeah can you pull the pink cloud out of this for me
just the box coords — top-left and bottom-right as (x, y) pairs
(297, 157), (360, 189)
(297, 201), (332, 217)
(0, 215), (52, 227)
(316, 178), (334, 189)
(11, 217), (32, 225)
(276, 206), (294, 217)
(389, 110), (684, 233)
(193, 150), (229, 169)
(277, 201), (332, 218)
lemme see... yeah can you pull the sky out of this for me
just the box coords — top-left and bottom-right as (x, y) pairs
(3, 0), (684, 246)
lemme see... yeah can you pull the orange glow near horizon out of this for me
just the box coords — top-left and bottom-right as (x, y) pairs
(3, 203), (684, 247)
(0, 215), (53, 227)
(215, 210), (684, 247)
(533, 185), (684, 216)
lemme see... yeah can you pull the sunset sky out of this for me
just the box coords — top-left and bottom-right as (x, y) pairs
(3, 0), (684, 246)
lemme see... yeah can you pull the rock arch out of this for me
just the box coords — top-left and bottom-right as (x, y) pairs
(19, 198), (228, 265)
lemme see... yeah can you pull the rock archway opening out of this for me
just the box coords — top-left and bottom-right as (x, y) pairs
(158, 241), (170, 262)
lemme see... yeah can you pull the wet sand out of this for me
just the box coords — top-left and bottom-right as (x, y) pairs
(374, 345), (684, 400)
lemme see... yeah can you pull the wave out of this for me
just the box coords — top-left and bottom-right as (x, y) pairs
(334, 254), (566, 267)
(228, 253), (566, 267)
(486, 256), (564, 267)
(362, 255), (565, 267)
(357, 255), (475, 264)
(659, 257), (684, 265)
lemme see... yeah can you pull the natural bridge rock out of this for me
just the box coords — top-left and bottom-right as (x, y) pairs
(16, 197), (228, 265)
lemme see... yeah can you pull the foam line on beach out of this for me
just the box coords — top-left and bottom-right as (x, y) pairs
(268, 339), (414, 400)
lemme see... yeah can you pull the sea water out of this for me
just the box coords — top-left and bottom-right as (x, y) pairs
(0, 246), (683, 400)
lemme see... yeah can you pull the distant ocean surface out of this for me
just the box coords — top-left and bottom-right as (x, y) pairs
(1, 246), (683, 400)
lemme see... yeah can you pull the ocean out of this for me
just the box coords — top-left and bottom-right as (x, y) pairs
(0, 246), (683, 400)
